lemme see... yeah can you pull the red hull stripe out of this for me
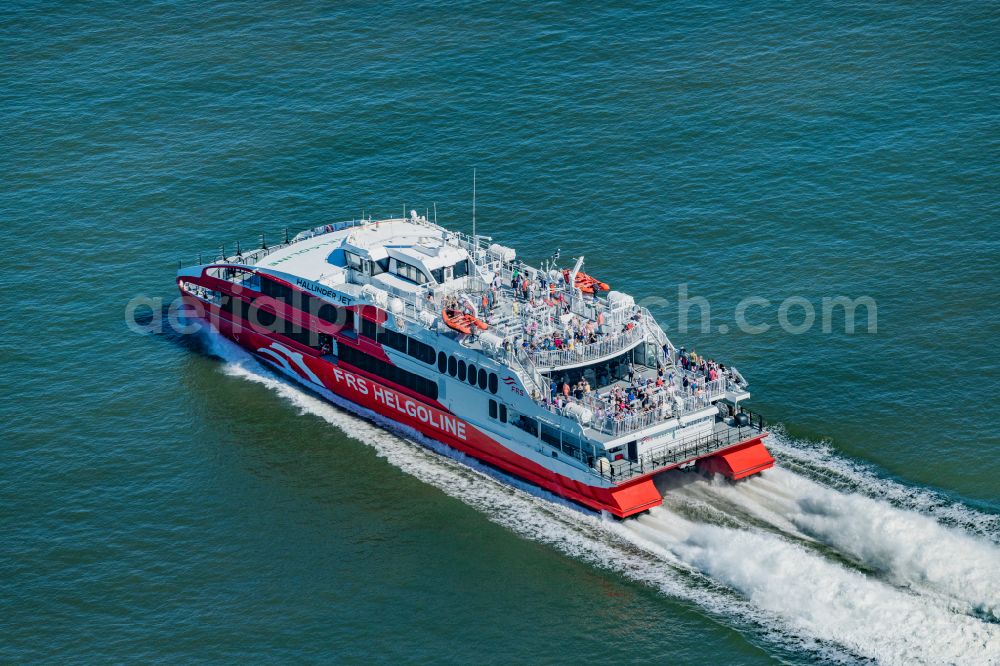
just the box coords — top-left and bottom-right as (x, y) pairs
(182, 294), (770, 517)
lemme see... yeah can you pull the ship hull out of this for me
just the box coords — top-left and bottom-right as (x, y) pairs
(188, 298), (772, 518)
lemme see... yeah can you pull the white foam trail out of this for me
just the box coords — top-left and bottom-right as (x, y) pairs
(201, 334), (843, 659)
(199, 332), (1000, 664)
(621, 509), (1000, 665)
(766, 429), (1000, 543)
(675, 467), (1000, 620)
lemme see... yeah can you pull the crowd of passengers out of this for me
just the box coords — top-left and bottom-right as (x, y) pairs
(539, 347), (742, 426)
(437, 261), (646, 357)
(512, 308), (644, 356)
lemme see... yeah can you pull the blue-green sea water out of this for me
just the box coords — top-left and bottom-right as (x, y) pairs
(3, 2), (999, 663)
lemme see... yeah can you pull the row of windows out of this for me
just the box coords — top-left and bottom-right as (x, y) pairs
(359, 319), (436, 365)
(489, 396), (591, 463)
(258, 277), (354, 329)
(487, 399), (508, 423)
(338, 345), (439, 401)
(437, 352), (499, 394)
(346, 252), (391, 275)
(220, 296), (325, 349)
(395, 261), (428, 285)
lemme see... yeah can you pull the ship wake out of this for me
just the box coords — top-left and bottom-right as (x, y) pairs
(205, 333), (1000, 665)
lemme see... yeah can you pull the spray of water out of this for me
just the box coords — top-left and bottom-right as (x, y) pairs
(202, 332), (1000, 665)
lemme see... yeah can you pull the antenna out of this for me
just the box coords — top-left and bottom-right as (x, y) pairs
(472, 168), (477, 239)
(433, 202), (437, 225)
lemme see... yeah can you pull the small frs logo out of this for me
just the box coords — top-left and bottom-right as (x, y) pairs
(502, 375), (525, 397)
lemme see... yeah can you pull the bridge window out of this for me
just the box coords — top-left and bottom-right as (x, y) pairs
(457, 360), (466, 382)
(448, 355), (457, 377)
(467, 364), (477, 386)
(395, 261), (428, 285)
(437, 351), (447, 373)
(346, 252), (363, 271)
(477, 368), (487, 390)
(488, 373), (498, 394)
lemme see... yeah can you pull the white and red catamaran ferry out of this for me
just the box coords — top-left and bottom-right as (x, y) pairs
(178, 212), (773, 517)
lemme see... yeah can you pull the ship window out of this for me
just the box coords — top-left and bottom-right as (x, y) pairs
(488, 399), (498, 419)
(437, 351), (447, 373)
(511, 413), (537, 437)
(378, 327), (408, 353)
(453, 260), (469, 279)
(346, 252), (363, 271)
(431, 268), (444, 283)
(467, 364), (477, 386)
(407, 338), (435, 365)
(260, 277), (293, 302)
(338, 345), (438, 400)
(372, 258), (389, 275)
(295, 291), (312, 314)
(317, 303), (336, 323)
(478, 368), (487, 390)
(448, 356), (457, 377)
(488, 373), (498, 394)
(457, 360), (466, 382)
(395, 261), (428, 285)
(499, 404), (507, 423)
(361, 318), (377, 339)
(540, 423), (562, 448)
(316, 304), (354, 334)
(249, 306), (277, 328)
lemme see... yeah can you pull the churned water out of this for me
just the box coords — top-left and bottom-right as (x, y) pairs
(2, 2), (998, 664)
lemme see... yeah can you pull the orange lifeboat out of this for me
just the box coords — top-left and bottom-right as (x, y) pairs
(563, 269), (610, 294)
(442, 307), (488, 334)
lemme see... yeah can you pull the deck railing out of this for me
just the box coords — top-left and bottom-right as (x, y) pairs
(599, 415), (766, 482)
(178, 219), (368, 269)
(520, 317), (648, 368)
(539, 373), (730, 438)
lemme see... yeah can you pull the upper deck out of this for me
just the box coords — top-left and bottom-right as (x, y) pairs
(180, 213), (751, 441)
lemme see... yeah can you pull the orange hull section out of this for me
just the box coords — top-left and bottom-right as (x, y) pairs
(695, 437), (775, 480)
(598, 478), (662, 516)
